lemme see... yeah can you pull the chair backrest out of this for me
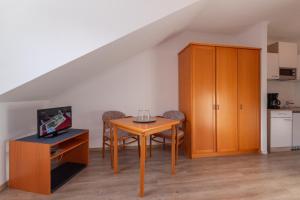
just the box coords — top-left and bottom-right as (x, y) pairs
(102, 111), (126, 129)
(162, 110), (185, 130)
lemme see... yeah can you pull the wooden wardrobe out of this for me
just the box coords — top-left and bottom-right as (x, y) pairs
(178, 43), (260, 158)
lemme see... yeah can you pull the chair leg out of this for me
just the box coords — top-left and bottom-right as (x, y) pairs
(138, 136), (141, 158)
(102, 127), (106, 158)
(182, 137), (185, 156)
(122, 139), (126, 150)
(163, 137), (166, 150)
(102, 136), (105, 159)
(175, 133), (179, 163)
(149, 135), (152, 157)
(110, 137), (114, 168)
(176, 139), (179, 165)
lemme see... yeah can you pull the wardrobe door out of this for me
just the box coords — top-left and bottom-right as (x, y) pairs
(179, 47), (193, 157)
(238, 49), (260, 151)
(216, 47), (238, 152)
(192, 45), (216, 155)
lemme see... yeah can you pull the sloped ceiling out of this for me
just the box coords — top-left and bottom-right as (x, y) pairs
(2, 0), (300, 102)
(0, 1), (205, 102)
(0, 0), (203, 96)
(188, 0), (300, 40)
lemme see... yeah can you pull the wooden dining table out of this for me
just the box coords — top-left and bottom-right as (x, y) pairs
(109, 117), (180, 197)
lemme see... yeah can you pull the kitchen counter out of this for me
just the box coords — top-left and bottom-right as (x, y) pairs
(268, 108), (300, 113)
(292, 108), (300, 113)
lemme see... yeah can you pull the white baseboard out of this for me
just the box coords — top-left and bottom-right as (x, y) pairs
(0, 181), (7, 192)
(260, 150), (268, 154)
(270, 147), (292, 152)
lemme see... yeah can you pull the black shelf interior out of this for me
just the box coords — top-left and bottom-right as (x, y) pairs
(51, 162), (86, 192)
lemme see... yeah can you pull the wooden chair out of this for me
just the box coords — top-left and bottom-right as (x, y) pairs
(102, 111), (140, 166)
(149, 111), (185, 162)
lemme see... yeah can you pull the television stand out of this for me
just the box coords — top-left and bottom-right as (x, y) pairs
(9, 129), (89, 194)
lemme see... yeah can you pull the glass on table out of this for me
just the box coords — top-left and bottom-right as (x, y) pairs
(137, 110), (143, 121)
(143, 110), (150, 121)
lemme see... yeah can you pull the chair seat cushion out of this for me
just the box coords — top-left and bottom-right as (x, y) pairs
(159, 129), (184, 138)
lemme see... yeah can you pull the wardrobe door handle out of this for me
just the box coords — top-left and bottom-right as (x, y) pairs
(240, 104), (243, 110)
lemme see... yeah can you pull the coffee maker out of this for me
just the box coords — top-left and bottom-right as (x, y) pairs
(268, 93), (281, 109)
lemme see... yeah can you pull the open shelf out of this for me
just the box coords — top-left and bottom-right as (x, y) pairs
(51, 162), (86, 192)
(51, 139), (88, 160)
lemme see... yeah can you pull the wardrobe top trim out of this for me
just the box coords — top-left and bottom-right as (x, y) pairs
(178, 42), (261, 55)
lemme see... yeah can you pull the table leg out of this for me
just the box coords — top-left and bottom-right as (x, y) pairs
(113, 125), (118, 174)
(139, 135), (146, 197)
(171, 125), (176, 175)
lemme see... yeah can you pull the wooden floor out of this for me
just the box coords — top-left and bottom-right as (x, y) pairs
(2, 149), (300, 200)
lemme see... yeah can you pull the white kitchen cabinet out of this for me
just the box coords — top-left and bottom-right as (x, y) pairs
(268, 42), (298, 68)
(297, 55), (300, 80)
(292, 113), (300, 147)
(267, 53), (279, 80)
(270, 111), (292, 148)
(279, 42), (298, 68)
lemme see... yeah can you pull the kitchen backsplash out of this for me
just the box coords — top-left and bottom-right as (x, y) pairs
(268, 80), (300, 107)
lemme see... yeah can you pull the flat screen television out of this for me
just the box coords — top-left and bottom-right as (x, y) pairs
(37, 106), (72, 137)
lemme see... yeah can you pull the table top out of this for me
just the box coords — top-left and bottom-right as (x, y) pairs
(110, 117), (179, 135)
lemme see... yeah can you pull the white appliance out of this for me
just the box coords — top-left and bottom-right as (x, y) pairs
(279, 67), (297, 80)
(270, 110), (292, 149)
(292, 112), (300, 149)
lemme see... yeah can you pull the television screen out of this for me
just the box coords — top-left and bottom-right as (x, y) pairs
(37, 106), (72, 137)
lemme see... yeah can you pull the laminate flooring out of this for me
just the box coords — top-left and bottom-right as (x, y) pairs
(2, 149), (300, 200)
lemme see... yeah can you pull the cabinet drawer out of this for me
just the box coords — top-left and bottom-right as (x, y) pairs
(271, 110), (292, 118)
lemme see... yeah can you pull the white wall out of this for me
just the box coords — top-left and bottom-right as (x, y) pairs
(0, 101), (49, 185)
(0, 0), (201, 95)
(49, 48), (177, 148)
(49, 25), (268, 150)
(295, 83), (300, 105)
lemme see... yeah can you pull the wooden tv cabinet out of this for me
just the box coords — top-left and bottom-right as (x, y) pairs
(9, 129), (89, 194)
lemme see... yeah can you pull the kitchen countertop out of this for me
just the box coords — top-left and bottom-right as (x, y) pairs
(268, 107), (300, 113)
